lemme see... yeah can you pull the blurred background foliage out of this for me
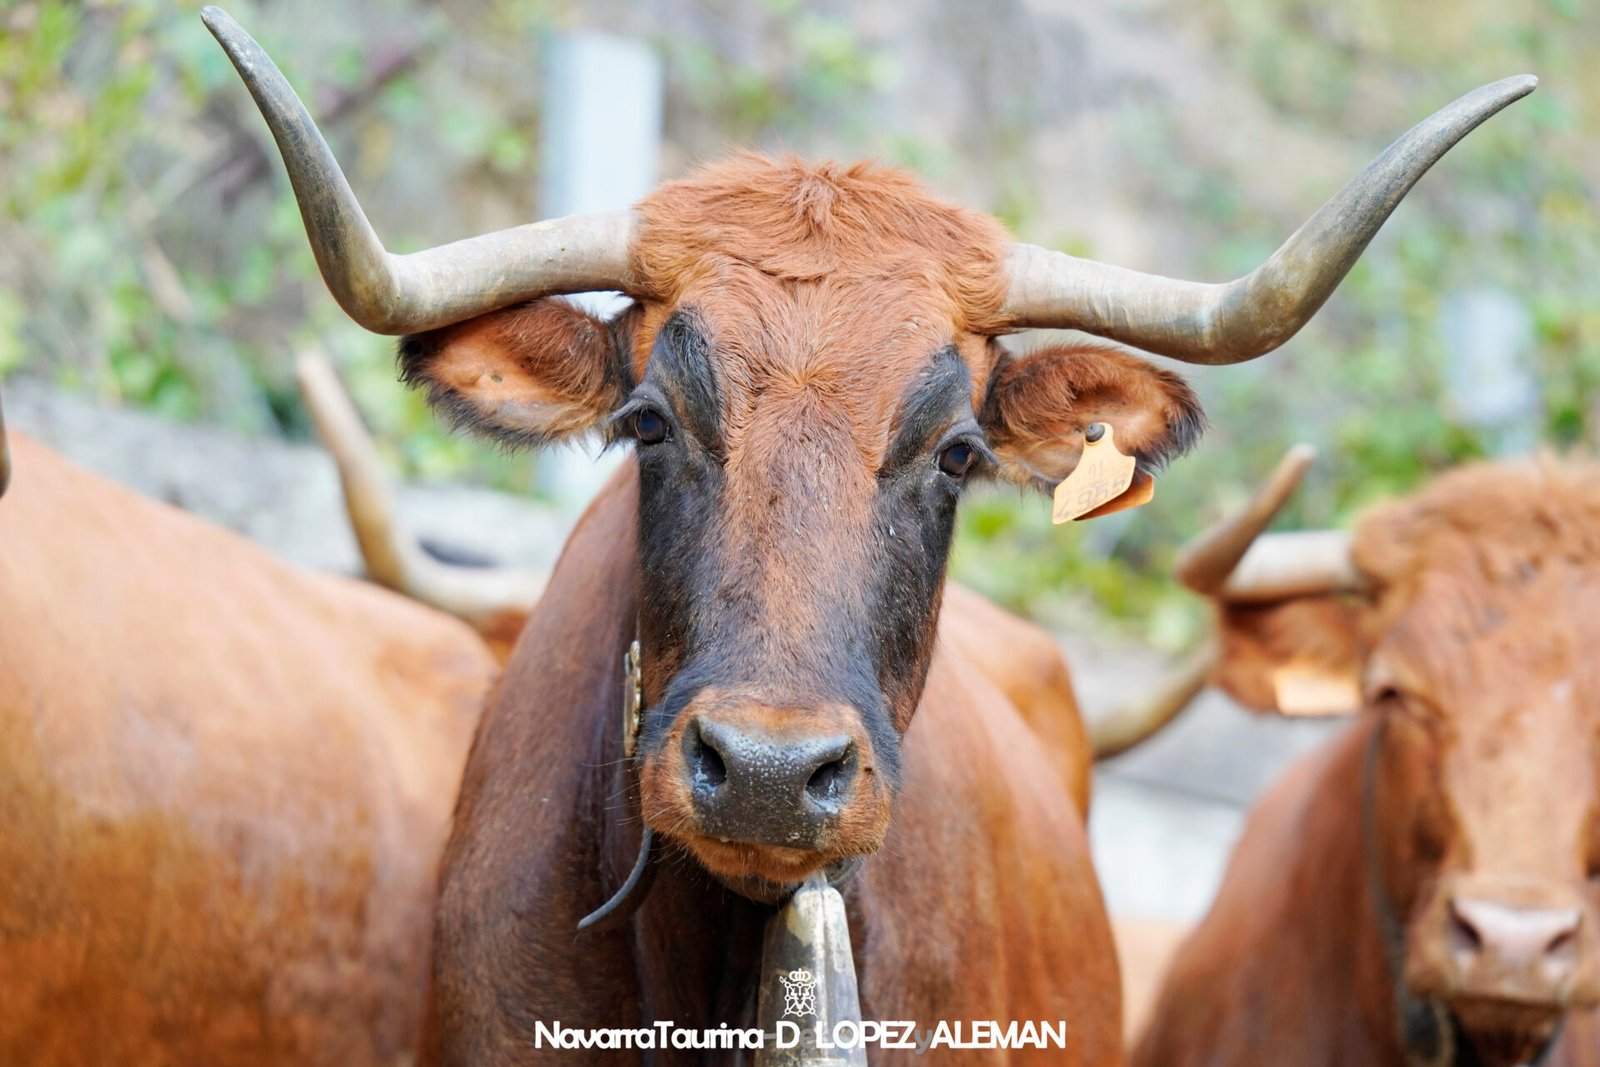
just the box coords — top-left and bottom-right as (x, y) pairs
(2, 0), (1596, 647)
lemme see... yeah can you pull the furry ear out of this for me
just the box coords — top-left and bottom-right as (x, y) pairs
(1213, 597), (1364, 716)
(981, 344), (1205, 493)
(399, 298), (636, 449)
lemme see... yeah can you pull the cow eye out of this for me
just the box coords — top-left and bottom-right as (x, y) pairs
(1371, 685), (1403, 707)
(938, 442), (975, 478)
(632, 408), (669, 445)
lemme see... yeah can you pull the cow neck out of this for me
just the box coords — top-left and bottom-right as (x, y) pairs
(1361, 718), (1565, 1067)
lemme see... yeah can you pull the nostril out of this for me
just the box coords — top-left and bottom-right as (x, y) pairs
(1448, 903), (1484, 964)
(804, 740), (855, 810)
(806, 760), (843, 803)
(1547, 928), (1579, 966)
(685, 721), (727, 792)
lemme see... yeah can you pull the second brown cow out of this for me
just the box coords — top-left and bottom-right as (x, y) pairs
(1137, 450), (1600, 1067)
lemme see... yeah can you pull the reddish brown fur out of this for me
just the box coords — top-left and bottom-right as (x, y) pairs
(405, 299), (629, 446)
(940, 581), (1093, 814)
(0, 434), (494, 1067)
(1214, 596), (1363, 712)
(1135, 458), (1600, 1067)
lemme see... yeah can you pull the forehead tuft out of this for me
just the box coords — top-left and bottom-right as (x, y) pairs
(629, 154), (1010, 335)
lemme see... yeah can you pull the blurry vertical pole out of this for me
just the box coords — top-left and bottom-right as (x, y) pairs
(536, 32), (663, 509)
(1439, 287), (1537, 457)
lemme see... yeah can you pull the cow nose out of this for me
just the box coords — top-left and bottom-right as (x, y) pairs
(684, 716), (857, 848)
(1448, 897), (1582, 986)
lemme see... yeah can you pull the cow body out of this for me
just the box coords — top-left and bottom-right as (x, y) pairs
(1136, 458), (1600, 1067)
(0, 434), (495, 1066)
(426, 463), (1120, 1065)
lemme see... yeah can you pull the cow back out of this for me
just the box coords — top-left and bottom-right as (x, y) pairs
(0, 434), (495, 1067)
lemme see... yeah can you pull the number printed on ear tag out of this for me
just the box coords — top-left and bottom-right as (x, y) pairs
(1051, 423), (1139, 523)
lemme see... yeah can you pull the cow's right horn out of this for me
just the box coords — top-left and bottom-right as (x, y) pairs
(203, 7), (635, 335)
(1175, 444), (1361, 603)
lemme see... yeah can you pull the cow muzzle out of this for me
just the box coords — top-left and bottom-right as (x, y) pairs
(1410, 879), (1600, 1018)
(640, 699), (891, 887)
(686, 715), (857, 847)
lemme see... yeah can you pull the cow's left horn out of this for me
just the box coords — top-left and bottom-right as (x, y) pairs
(203, 6), (635, 335)
(1002, 76), (1536, 363)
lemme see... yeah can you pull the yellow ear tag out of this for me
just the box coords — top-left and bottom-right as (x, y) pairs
(1270, 660), (1361, 717)
(1052, 423), (1144, 524)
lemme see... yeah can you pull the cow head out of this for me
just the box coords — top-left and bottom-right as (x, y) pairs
(398, 159), (1207, 889)
(203, 6), (1534, 895)
(1183, 449), (1600, 1064)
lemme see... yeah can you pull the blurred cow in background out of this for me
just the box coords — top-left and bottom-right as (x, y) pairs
(0, 424), (496, 1067)
(1135, 447), (1600, 1067)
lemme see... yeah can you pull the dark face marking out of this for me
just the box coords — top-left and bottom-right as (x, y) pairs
(868, 347), (984, 727)
(630, 319), (983, 881)
(640, 312), (724, 457)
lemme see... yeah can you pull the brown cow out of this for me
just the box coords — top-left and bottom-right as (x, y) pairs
(0, 430), (496, 1066)
(1134, 449), (1600, 1067)
(207, 7), (1533, 1061)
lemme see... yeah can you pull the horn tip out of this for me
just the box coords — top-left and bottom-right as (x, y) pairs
(1502, 73), (1539, 99)
(200, 5), (231, 33)
(201, 6), (258, 63)
(1272, 442), (1317, 495)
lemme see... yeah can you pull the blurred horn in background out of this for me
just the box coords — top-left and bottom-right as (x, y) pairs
(1090, 443), (1368, 755)
(1175, 444), (1361, 603)
(295, 350), (546, 656)
(1089, 640), (1217, 760)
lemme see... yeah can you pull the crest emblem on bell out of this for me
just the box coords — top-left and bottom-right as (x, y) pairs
(779, 968), (817, 1018)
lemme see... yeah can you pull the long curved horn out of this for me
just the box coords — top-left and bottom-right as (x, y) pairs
(1175, 444), (1360, 603)
(203, 6), (635, 335)
(295, 350), (547, 625)
(1003, 76), (1537, 363)
(1090, 639), (1217, 760)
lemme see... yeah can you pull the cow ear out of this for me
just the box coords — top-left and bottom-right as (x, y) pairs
(399, 298), (636, 448)
(981, 344), (1205, 496)
(1213, 597), (1364, 716)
